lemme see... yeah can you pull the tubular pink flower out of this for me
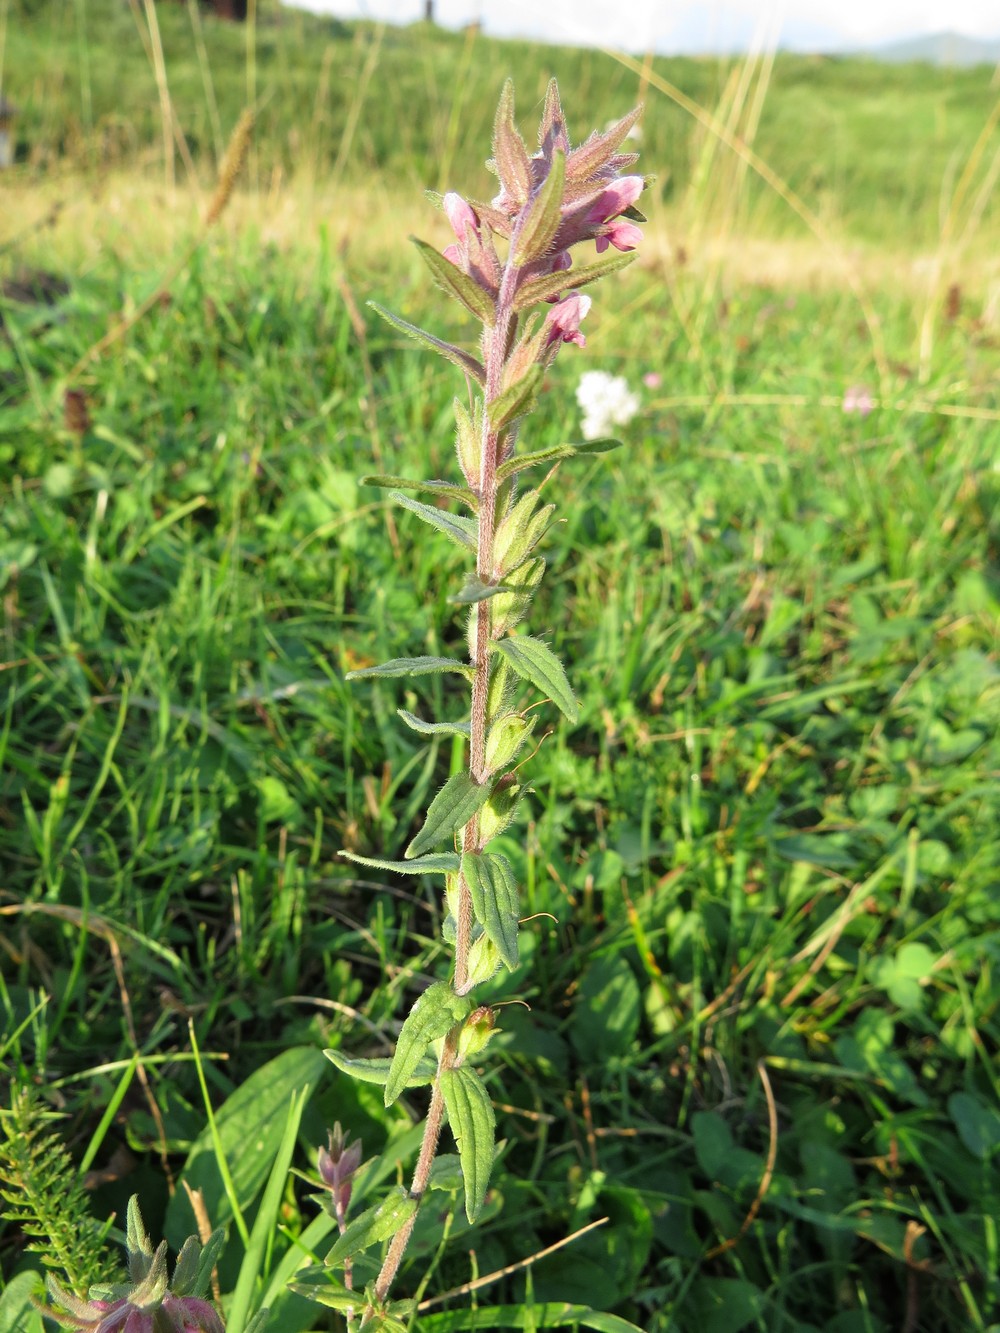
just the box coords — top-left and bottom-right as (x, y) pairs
(544, 293), (592, 348)
(590, 175), (644, 221)
(443, 192), (478, 241)
(595, 218), (644, 253)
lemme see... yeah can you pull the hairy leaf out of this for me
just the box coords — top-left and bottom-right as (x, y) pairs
(339, 850), (460, 875)
(448, 576), (508, 606)
(461, 851), (520, 970)
(324, 1049), (437, 1089)
(511, 150), (566, 267)
(514, 250), (637, 311)
(347, 656), (474, 682)
(405, 771), (492, 859)
(488, 366), (544, 434)
(385, 983), (471, 1106)
(368, 302), (486, 384)
(496, 437), (622, 482)
(325, 1187), (417, 1265)
(412, 238), (495, 325)
(397, 710), (470, 738)
(491, 636), (579, 722)
(360, 473), (477, 510)
(390, 493), (478, 551)
(491, 79), (532, 207)
(440, 1066), (496, 1223)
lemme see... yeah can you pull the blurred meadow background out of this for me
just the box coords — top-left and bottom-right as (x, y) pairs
(1, 2), (999, 1330)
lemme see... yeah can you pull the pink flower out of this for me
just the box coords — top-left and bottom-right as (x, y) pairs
(843, 385), (874, 417)
(596, 218), (644, 253)
(318, 1123), (363, 1217)
(590, 176), (644, 220)
(544, 293), (591, 348)
(443, 192), (478, 241)
(643, 372), (662, 389)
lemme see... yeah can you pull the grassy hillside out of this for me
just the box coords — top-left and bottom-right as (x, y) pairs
(1, 6), (999, 1333)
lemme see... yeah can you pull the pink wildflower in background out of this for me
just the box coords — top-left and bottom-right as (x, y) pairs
(843, 385), (874, 416)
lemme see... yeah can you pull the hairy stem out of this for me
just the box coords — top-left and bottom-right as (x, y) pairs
(368, 255), (521, 1315)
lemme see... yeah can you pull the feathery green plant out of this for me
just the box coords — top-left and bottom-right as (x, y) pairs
(302, 78), (648, 1331)
(0, 1087), (117, 1296)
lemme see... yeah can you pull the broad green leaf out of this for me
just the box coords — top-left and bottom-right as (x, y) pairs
(440, 1065), (496, 1222)
(360, 473), (477, 510)
(325, 1187), (417, 1265)
(405, 771), (492, 859)
(948, 1091), (1000, 1160)
(288, 1277), (356, 1314)
(0, 1272), (44, 1333)
(569, 954), (641, 1061)
(367, 302), (485, 384)
(461, 851), (520, 970)
(426, 1153), (465, 1192)
(488, 366), (544, 433)
(491, 637), (578, 723)
(390, 493), (478, 551)
(511, 150), (566, 267)
(385, 982), (471, 1106)
(448, 576), (507, 606)
(340, 850), (460, 875)
(412, 237), (495, 325)
(513, 251), (637, 311)
(397, 709), (471, 738)
(324, 1048), (438, 1088)
(347, 656), (474, 681)
(496, 437), (622, 483)
(164, 1047), (327, 1247)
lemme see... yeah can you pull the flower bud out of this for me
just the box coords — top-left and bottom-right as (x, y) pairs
(484, 712), (534, 773)
(456, 1006), (498, 1060)
(318, 1123), (363, 1217)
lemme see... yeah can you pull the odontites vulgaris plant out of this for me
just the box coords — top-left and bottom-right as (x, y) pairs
(312, 79), (647, 1331)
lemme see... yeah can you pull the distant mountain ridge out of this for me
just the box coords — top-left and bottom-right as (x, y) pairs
(868, 31), (1000, 66)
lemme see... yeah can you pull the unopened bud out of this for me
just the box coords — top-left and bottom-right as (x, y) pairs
(457, 1006), (498, 1060)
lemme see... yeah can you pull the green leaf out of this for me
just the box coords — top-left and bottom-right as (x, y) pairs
(496, 437), (622, 483)
(514, 251), (637, 311)
(340, 850), (461, 875)
(448, 576), (507, 606)
(367, 302), (486, 384)
(324, 1048), (438, 1088)
(461, 851), (520, 970)
(385, 982), (471, 1106)
(0, 1272), (44, 1333)
(491, 636), (579, 723)
(491, 79), (532, 206)
(347, 656), (474, 681)
(325, 1187), (418, 1265)
(397, 709), (471, 738)
(416, 1304), (648, 1332)
(412, 237), (495, 324)
(488, 366), (544, 433)
(440, 1065), (496, 1222)
(360, 473), (477, 510)
(288, 1276), (357, 1314)
(390, 493), (478, 551)
(948, 1091), (1000, 1160)
(164, 1047), (327, 1248)
(512, 150), (566, 267)
(405, 771), (492, 859)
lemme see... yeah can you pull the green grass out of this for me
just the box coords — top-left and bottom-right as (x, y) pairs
(2, 5), (1000, 1333)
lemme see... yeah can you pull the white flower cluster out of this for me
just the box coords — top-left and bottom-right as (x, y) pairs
(575, 370), (640, 440)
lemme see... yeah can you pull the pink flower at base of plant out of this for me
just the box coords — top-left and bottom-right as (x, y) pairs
(544, 293), (592, 348)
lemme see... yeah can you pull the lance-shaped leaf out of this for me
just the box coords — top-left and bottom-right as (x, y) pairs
(511, 149), (566, 267)
(347, 656), (474, 681)
(340, 850), (460, 875)
(288, 1275), (358, 1313)
(448, 576), (507, 606)
(405, 771), (493, 859)
(360, 473), (477, 510)
(325, 1187), (418, 1265)
(368, 302), (486, 384)
(461, 851), (520, 970)
(324, 1048), (438, 1088)
(496, 437), (622, 483)
(412, 238), (495, 325)
(385, 982), (471, 1106)
(566, 103), (644, 183)
(488, 365), (544, 433)
(491, 79), (532, 207)
(397, 709), (470, 738)
(514, 250), (637, 311)
(390, 493), (478, 551)
(440, 1065), (496, 1222)
(491, 636), (579, 723)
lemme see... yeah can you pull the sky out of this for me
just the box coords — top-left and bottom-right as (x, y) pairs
(289, 0), (1000, 54)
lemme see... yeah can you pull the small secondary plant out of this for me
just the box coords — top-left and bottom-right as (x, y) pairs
(306, 79), (647, 1329)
